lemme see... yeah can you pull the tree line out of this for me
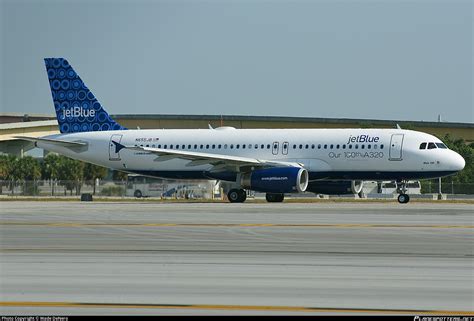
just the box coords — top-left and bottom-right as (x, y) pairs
(0, 153), (127, 195)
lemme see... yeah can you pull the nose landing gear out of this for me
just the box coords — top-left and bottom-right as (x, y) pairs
(396, 180), (410, 204)
(397, 193), (410, 204)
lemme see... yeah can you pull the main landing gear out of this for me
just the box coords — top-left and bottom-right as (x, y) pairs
(227, 189), (247, 203)
(227, 190), (285, 203)
(396, 180), (410, 204)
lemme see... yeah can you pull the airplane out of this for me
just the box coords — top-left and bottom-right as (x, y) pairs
(16, 58), (466, 203)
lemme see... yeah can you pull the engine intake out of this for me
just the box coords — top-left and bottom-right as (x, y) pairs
(241, 167), (308, 194)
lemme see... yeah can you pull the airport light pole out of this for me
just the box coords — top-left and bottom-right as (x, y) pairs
(438, 114), (443, 200)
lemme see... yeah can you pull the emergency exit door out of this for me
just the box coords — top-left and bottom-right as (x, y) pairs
(282, 142), (289, 155)
(272, 142), (279, 155)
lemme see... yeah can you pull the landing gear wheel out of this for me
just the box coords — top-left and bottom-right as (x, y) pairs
(266, 193), (284, 203)
(228, 189), (246, 203)
(134, 189), (143, 198)
(398, 194), (410, 204)
(238, 189), (247, 203)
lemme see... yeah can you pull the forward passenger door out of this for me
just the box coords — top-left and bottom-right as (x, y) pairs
(389, 134), (404, 161)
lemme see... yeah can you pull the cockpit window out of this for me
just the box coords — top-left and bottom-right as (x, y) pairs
(436, 143), (448, 149)
(427, 142), (437, 149)
(419, 143), (427, 149)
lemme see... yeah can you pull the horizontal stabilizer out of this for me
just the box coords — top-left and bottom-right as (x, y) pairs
(14, 136), (88, 148)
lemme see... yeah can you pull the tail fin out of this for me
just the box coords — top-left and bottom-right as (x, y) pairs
(44, 58), (126, 133)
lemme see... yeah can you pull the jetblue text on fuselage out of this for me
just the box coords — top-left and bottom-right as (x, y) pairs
(346, 135), (380, 144)
(62, 107), (96, 118)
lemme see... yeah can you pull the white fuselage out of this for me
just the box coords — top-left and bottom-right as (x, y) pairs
(37, 128), (465, 182)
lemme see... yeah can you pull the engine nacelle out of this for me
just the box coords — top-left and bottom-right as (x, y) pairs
(241, 167), (309, 194)
(306, 180), (364, 195)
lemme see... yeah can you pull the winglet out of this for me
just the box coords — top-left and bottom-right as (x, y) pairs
(396, 124), (402, 129)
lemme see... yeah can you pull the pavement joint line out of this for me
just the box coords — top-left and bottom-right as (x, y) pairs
(0, 301), (473, 315)
(1, 222), (473, 229)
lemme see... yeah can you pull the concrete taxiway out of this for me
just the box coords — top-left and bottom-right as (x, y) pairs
(0, 202), (473, 315)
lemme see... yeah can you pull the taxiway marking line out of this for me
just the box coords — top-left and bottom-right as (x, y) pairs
(0, 301), (473, 315)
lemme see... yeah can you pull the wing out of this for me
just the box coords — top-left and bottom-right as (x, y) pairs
(125, 145), (303, 171)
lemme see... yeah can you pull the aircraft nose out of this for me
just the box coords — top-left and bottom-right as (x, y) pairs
(450, 151), (465, 171)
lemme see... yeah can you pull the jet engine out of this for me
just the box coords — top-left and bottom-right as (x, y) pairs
(241, 167), (309, 194)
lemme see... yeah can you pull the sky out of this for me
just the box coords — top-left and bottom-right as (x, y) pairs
(1, 0), (473, 123)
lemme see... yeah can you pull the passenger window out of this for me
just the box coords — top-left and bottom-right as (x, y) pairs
(355, 144), (358, 149)
(248, 144), (252, 149)
(367, 144), (371, 149)
(348, 145), (352, 149)
(212, 144), (215, 149)
(361, 145), (364, 149)
(318, 144), (321, 149)
(267, 144), (271, 149)
(242, 144), (246, 149)
(224, 144), (228, 149)
(164, 145), (167, 149)
(182, 145), (185, 149)
(336, 144), (340, 149)
(255, 144), (259, 149)
(218, 144), (222, 149)
(299, 144), (303, 149)
(330, 144), (333, 149)
(236, 144), (240, 149)
(342, 144), (346, 149)
(200, 144), (203, 149)
(293, 144), (296, 149)
(324, 144), (327, 149)
(428, 142), (437, 149)
(311, 144), (315, 149)
(374, 145), (377, 149)
(146, 144), (149, 147)
(158, 144), (161, 148)
(194, 144), (197, 149)
(305, 144), (309, 149)
(188, 144), (191, 149)
(206, 144), (209, 149)
(380, 144), (384, 149)
(175, 145), (179, 149)
(230, 144), (234, 149)
(261, 144), (264, 149)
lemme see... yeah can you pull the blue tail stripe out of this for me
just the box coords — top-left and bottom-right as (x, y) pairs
(44, 58), (126, 133)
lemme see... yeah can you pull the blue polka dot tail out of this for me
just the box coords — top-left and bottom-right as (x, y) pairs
(44, 58), (127, 133)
